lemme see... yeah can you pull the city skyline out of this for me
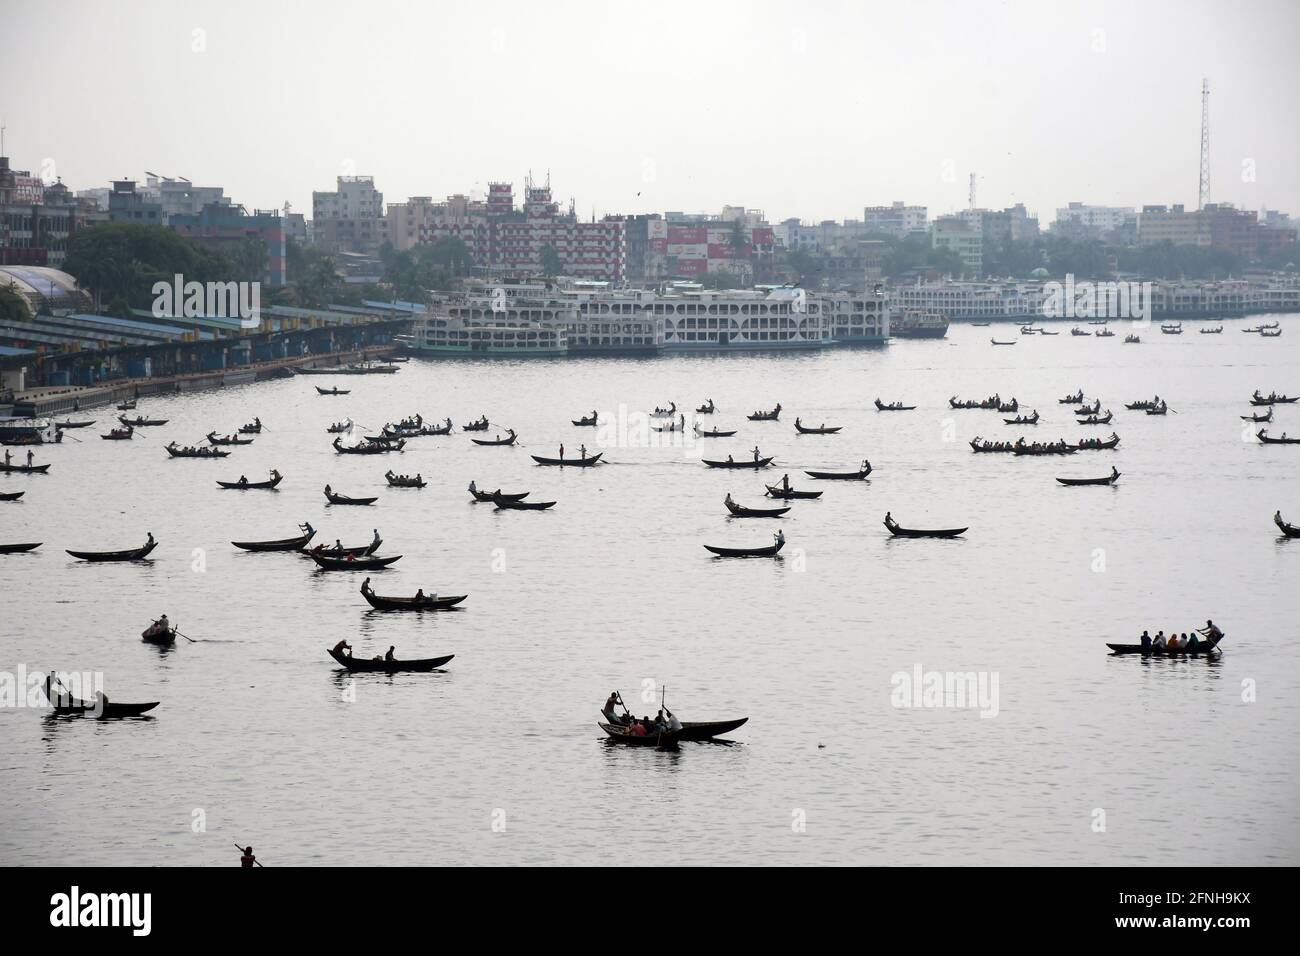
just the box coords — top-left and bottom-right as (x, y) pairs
(2, 0), (1298, 224)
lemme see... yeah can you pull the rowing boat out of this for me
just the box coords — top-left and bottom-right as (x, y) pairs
(384, 471), (427, 487)
(301, 535), (382, 559)
(599, 722), (682, 747)
(883, 515), (966, 538)
(531, 452), (602, 467)
(0, 461), (50, 473)
(66, 539), (158, 562)
(324, 487), (378, 505)
(1106, 634), (1222, 656)
(695, 401), (715, 414)
(462, 419), (490, 431)
(694, 427), (737, 438)
(747, 404), (781, 421)
(315, 386), (350, 395)
(1057, 468), (1120, 486)
(678, 718), (749, 740)
(141, 623), (176, 645)
(207, 432), (254, 445)
(0, 490), (25, 501)
(1257, 429), (1300, 445)
(310, 553), (401, 570)
(55, 420), (95, 429)
(166, 444), (229, 458)
(704, 537), (785, 558)
(1077, 411), (1113, 425)
(874, 399), (915, 411)
(471, 432), (517, 446)
(217, 472), (283, 490)
(1275, 513), (1300, 538)
(44, 678), (159, 718)
(805, 461), (872, 479)
(360, 579), (467, 611)
(764, 483), (822, 500)
(572, 415), (598, 427)
(119, 415), (167, 426)
(492, 493), (555, 510)
(328, 647), (454, 672)
(1004, 411), (1039, 425)
(724, 497), (790, 518)
(333, 437), (405, 454)
(0, 541), (41, 554)
(232, 527), (317, 551)
(101, 427), (133, 440)
(1241, 409), (1273, 422)
(703, 457), (774, 469)
(470, 486), (528, 503)
(794, 420), (842, 434)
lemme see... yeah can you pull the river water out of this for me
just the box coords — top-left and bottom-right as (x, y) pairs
(2, 315), (1297, 865)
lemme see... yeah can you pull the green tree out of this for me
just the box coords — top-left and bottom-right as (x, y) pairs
(0, 282), (30, 322)
(539, 244), (562, 277)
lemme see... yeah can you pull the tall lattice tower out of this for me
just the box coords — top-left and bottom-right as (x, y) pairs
(1198, 78), (1211, 209)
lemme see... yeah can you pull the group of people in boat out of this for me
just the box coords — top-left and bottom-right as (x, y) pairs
(167, 442), (224, 457)
(242, 417), (262, 431)
(953, 393), (1014, 410)
(1138, 620), (1223, 653)
(656, 414), (687, 432)
(1253, 390), (1291, 403)
(142, 614), (171, 639)
(386, 470), (423, 485)
(602, 692), (683, 736)
(3, 449), (38, 467)
(555, 444), (588, 461)
(652, 402), (676, 417)
(750, 403), (782, 418)
(724, 446), (766, 464)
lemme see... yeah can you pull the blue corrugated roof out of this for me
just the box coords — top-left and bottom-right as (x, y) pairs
(0, 345), (36, 357)
(67, 313), (191, 337)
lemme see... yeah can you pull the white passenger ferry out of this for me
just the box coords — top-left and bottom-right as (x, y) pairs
(403, 312), (567, 357)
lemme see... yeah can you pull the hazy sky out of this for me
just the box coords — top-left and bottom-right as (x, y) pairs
(3, 0), (1298, 223)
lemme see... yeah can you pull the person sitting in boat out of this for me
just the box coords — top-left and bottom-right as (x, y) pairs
(325, 484), (333, 498)
(1187, 630), (1200, 653)
(414, 588), (425, 602)
(1139, 630), (1151, 651)
(332, 639), (352, 657)
(727, 454), (734, 463)
(385, 646), (396, 662)
(1152, 630), (1166, 651)
(1166, 632), (1182, 652)
(361, 577), (372, 595)
(345, 551), (356, 563)
(237, 475), (249, 486)
(630, 720), (647, 737)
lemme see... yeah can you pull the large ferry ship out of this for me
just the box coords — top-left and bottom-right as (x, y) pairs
(890, 310), (949, 338)
(403, 313), (567, 356)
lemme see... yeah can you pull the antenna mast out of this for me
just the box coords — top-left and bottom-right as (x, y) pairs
(1198, 78), (1211, 210)
(968, 173), (977, 210)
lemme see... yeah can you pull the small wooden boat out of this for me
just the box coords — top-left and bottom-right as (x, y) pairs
(54, 420), (95, 429)
(238, 421), (263, 434)
(990, 338), (1016, 345)
(1077, 411), (1113, 425)
(217, 472), (282, 490)
(333, 437), (405, 454)
(1057, 468), (1121, 486)
(694, 427), (737, 438)
(1124, 399), (1158, 410)
(1275, 513), (1300, 538)
(310, 553), (402, 571)
(1074, 399), (1100, 416)
(765, 483), (822, 500)
(384, 471), (427, 488)
(1106, 634), (1222, 656)
(599, 722), (682, 747)
(1250, 394), (1297, 407)
(805, 461), (872, 480)
(115, 400), (137, 411)
(703, 456), (774, 469)
(328, 647), (453, 672)
(1258, 429), (1300, 445)
(0, 541), (41, 554)
(724, 497), (790, 518)
(649, 402), (677, 419)
(1124, 335), (1140, 343)
(1070, 327), (1091, 336)
(1012, 442), (1077, 456)
(874, 399), (915, 411)
(572, 414), (598, 427)
(794, 420), (842, 435)
(704, 535), (785, 558)
(1200, 326), (1224, 334)
(101, 427), (134, 440)
(531, 452), (602, 467)
(44, 678), (158, 718)
(1261, 329), (1282, 338)
(492, 493), (555, 511)
(469, 486), (528, 503)
(0, 490), (25, 501)
(360, 578), (467, 611)
(1038, 329), (1060, 336)
(66, 538), (158, 562)
(302, 534), (382, 559)
(207, 431), (254, 446)
(695, 400), (715, 414)
(0, 461), (50, 473)
(232, 526), (316, 551)
(471, 432), (517, 446)
(747, 404), (782, 421)
(1241, 409), (1273, 422)
(1073, 433), (1120, 451)
(324, 487), (378, 506)
(1004, 411), (1039, 425)
(678, 718), (749, 740)
(141, 622), (176, 645)
(166, 443), (229, 458)
(326, 420), (354, 433)
(462, 418), (491, 431)
(316, 386), (350, 396)
(1160, 323), (1183, 335)
(119, 415), (167, 427)
(972, 322), (990, 327)
(1097, 329), (1115, 337)
(883, 514), (966, 538)
(1059, 391), (1084, 404)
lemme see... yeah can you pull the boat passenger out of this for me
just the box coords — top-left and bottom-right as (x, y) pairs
(385, 646), (395, 662)
(1166, 633), (1182, 652)
(560, 444), (565, 460)
(414, 589), (425, 601)
(1187, 631), (1200, 653)
(468, 480), (477, 495)
(332, 639), (352, 657)
(240, 847), (257, 868)
(630, 721), (647, 737)
(1152, 631), (1166, 651)
(238, 475), (248, 486)
(664, 706), (683, 732)
(1139, 630), (1151, 651)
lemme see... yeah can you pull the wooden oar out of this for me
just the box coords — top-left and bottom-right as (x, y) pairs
(173, 628), (197, 643)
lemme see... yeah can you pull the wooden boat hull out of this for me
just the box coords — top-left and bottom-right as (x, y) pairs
(1258, 429), (1300, 444)
(493, 496), (555, 510)
(726, 502), (791, 518)
(572, 419), (598, 427)
(703, 457), (774, 469)
(328, 647), (453, 672)
(1275, 515), (1300, 538)
(325, 493), (378, 506)
(1057, 473), (1120, 486)
(531, 453), (602, 467)
(207, 433), (254, 445)
(0, 490), (25, 501)
(805, 466), (871, 479)
(765, 485), (822, 499)
(101, 430), (133, 440)
(795, 424), (842, 434)
(361, 587), (468, 611)
(696, 430), (737, 438)
(704, 540), (785, 558)
(470, 489), (528, 503)
(0, 541), (41, 553)
(885, 521), (966, 538)
(875, 401), (915, 411)
(51, 700), (160, 718)
(232, 529), (316, 551)
(141, 628), (176, 645)
(166, 447), (230, 458)
(471, 436), (517, 446)
(385, 477), (427, 488)
(316, 387), (350, 395)
(0, 463), (50, 473)
(66, 540), (157, 562)
(55, 420), (95, 429)
(599, 722), (682, 746)
(310, 553), (401, 570)
(678, 718), (749, 740)
(1106, 639), (1221, 656)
